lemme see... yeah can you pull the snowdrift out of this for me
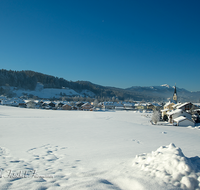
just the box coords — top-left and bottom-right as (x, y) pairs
(133, 143), (200, 190)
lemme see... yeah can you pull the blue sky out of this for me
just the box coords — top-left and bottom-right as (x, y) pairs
(0, 0), (200, 91)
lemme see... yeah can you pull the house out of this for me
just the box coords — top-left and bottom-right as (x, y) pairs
(62, 104), (72, 110)
(41, 102), (48, 108)
(72, 106), (78, 110)
(76, 102), (84, 109)
(164, 101), (175, 111)
(167, 109), (192, 123)
(18, 102), (27, 108)
(37, 100), (44, 107)
(146, 103), (155, 111)
(26, 100), (37, 108)
(161, 108), (169, 120)
(2, 98), (25, 107)
(192, 113), (200, 123)
(124, 103), (135, 110)
(114, 102), (124, 110)
(102, 102), (115, 109)
(136, 104), (147, 110)
(176, 102), (196, 111)
(48, 102), (56, 108)
(172, 102), (182, 109)
(173, 116), (195, 127)
(0, 95), (7, 101)
(81, 102), (93, 111)
(56, 102), (64, 109)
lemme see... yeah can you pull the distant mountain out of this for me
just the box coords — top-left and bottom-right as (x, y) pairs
(126, 85), (200, 102)
(0, 69), (199, 102)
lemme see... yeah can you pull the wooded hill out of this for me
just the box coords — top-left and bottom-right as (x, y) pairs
(0, 69), (199, 102)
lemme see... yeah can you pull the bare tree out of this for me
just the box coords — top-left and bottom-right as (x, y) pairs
(93, 99), (99, 108)
(152, 110), (160, 124)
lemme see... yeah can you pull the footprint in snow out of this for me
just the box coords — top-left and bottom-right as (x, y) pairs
(132, 139), (141, 144)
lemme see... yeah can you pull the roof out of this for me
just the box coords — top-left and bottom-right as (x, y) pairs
(82, 102), (91, 106)
(167, 109), (183, 115)
(124, 103), (133, 107)
(164, 101), (174, 107)
(173, 116), (194, 123)
(103, 102), (114, 106)
(172, 102), (182, 108)
(114, 103), (124, 107)
(161, 109), (169, 112)
(176, 102), (192, 109)
(63, 103), (72, 107)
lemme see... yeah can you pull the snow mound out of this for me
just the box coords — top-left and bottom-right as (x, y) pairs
(188, 126), (200, 130)
(133, 143), (200, 190)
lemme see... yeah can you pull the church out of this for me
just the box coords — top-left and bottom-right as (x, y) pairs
(172, 84), (178, 104)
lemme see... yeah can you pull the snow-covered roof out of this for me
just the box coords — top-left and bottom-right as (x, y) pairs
(103, 102), (114, 105)
(167, 109), (183, 115)
(152, 103), (161, 106)
(172, 102), (182, 108)
(161, 109), (169, 112)
(123, 103), (133, 107)
(63, 103), (72, 107)
(173, 116), (194, 123)
(0, 95), (7, 100)
(176, 102), (192, 109)
(164, 101), (174, 107)
(114, 103), (124, 107)
(194, 103), (200, 107)
(82, 102), (91, 106)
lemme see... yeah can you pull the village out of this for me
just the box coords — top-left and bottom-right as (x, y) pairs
(0, 85), (200, 127)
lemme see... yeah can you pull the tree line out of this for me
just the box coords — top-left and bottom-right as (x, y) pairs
(0, 69), (158, 101)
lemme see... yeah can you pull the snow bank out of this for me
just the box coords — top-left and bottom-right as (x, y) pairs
(188, 126), (200, 130)
(133, 143), (200, 190)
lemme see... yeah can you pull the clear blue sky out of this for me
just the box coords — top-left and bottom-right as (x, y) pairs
(0, 0), (200, 91)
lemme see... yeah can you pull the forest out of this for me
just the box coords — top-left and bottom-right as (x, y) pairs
(0, 69), (145, 101)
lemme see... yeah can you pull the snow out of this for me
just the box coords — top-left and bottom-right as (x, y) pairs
(161, 84), (170, 88)
(174, 116), (188, 122)
(0, 106), (200, 190)
(177, 102), (191, 110)
(161, 109), (169, 112)
(133, 143), (200, 189)
(168, 109), (183, 115)
(9, 83), (96, 99)
(165, 101), (174, 107)
(13, 88), (80, 99)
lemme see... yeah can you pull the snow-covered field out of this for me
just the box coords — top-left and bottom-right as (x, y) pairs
(0, 106), (200, 190)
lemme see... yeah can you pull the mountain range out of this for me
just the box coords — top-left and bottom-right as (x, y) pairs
(0, 69), (199, 102)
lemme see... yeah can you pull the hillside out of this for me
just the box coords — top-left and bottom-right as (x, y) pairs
(0, 69), (199, 102)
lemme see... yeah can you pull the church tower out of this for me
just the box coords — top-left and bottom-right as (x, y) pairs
(173, 84), (177, 104)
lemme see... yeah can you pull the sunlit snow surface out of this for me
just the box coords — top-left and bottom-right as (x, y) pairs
(0, 106), (200, 190)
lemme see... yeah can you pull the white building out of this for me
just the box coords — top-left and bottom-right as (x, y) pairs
(167, 109), (192, 123)
(173, 116), (195, 127)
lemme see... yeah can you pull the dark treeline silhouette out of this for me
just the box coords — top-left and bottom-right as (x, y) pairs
(0, 69), (145, 101)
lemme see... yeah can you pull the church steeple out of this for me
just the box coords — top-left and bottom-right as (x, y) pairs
(173, 84), (177, 104)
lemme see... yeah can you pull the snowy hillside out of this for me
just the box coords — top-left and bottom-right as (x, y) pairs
(0, 106), (200, 189)
(10, 83), (95, 99)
